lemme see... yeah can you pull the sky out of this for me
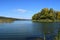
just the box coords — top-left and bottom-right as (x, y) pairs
(0, 0), (60, 19)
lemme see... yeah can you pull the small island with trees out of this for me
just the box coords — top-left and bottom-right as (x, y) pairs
(32, 8), (60, 22)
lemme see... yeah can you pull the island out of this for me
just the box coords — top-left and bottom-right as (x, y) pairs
(32, 8), (60, 22)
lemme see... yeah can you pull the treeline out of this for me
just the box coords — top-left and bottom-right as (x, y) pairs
(0, 16), (21, 20)
(32, 8), (60, 21)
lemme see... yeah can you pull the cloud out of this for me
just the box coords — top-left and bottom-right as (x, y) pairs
(12, 9), (33, 13)
(17, 9), (27, 13)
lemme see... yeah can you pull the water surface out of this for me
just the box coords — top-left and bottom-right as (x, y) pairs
(0, 20), (59, 40)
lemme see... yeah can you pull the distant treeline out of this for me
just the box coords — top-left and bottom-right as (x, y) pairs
(0, 16), (20, 20)
(0, 16), (31, 21)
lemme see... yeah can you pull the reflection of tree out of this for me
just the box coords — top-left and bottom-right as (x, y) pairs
(0, 19), (14, 23)
(58, 26), (60, 40)
(32, 22), (59, 40)
(41, 23), (56, 40)
(58, 31), (60, 40)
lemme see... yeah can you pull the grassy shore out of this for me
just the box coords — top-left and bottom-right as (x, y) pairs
(32, 20), (60, 22)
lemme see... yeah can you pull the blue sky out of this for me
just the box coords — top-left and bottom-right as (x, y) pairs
(0, 0), (60, 19)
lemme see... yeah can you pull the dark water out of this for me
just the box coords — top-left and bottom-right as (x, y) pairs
(0, 21), (60, 40)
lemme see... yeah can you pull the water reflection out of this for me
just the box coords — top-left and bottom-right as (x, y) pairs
(58, 24), (60, 40)
(0, 19), (14, 23)
(42, 23), (60, 40)
(0, 20), (59, 40)
(32, 22), (59, 40)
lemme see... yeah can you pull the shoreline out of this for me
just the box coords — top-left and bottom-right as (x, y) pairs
(32, 20), (60, 22)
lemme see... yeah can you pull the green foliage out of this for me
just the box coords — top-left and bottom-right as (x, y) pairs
(32, 8), (60, 21)
(56, 12), (60, 20)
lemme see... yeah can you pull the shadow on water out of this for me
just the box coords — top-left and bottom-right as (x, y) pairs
(41, 23), (59, 40)
(27, 22), (60, 40)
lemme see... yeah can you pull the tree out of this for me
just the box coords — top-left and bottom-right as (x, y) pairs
(32, 8), (60, 21)
(48, 8), (55, 20)
(56, 12), (60, 20)
(32, 13), (40, 20)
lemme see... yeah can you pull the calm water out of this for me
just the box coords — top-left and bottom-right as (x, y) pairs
(0, 20), (60, 40)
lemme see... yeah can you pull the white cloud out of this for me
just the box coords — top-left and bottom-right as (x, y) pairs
(17, 9), (27, 13)
(12, 9), (33, 14)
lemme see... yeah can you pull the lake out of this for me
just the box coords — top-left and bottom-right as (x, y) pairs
(0, 20), (60, 40)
